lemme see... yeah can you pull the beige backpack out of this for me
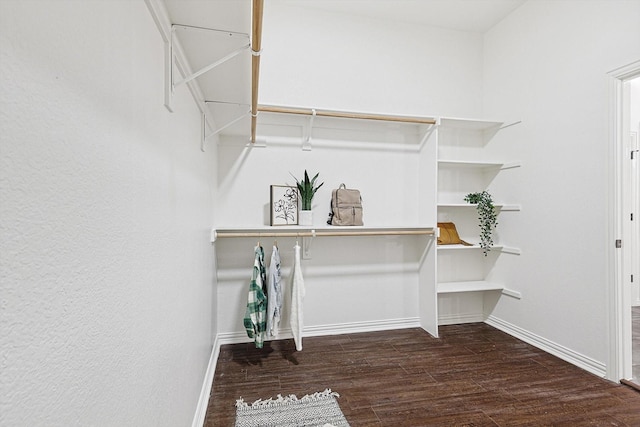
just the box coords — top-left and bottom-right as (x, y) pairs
(328, 184), (363, 226)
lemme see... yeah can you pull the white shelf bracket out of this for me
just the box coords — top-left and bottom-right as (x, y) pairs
(201, 101), (251, 150)
(301, 230), (316, 259)
(174, 43), (250, 88)
(501, 288), (522, 299)
(202, 109), (251, 148)
(418, 123), (436, 151)
(164, 26), (176, 112)
(499, 120), (522, 130)
(166, 24), (250, 110)
(302, 109), (316, 151)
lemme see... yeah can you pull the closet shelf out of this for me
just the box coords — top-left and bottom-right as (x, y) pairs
(437, 244), (521, 255)
(437, 160), (521, 170)
(211, 226), (435, 242)
(437, 280), (504, 294)
(437, 203), (521, 211)
(258, 105), (437, 125)
(439, 118), (503, 130)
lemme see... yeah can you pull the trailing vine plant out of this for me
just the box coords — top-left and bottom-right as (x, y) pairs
(464, 191), (497, 256)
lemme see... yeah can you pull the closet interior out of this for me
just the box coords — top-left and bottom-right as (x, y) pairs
(152, 0), (522, 343)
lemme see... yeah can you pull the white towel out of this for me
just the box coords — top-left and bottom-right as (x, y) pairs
(289, 243), (305, 351)
(266, 245), (282, 337)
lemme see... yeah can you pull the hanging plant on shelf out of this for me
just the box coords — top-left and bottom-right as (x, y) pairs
(464, 191), (498, 256)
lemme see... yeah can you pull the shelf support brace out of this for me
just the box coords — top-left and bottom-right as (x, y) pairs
(166, 23), (250, 111)
(302, 230), (316, 259)
(499, 120), (522, 130)
(303, 109), (316, 151)
(418, 123), (436, 151)
(201, 103), (251, 151)
(164, 30), (174, 112)
(174, 43), (250, 88)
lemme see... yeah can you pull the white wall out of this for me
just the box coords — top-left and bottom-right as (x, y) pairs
(0, 1), (216, 425)
(215, 3), (484, 338)
(483, 0), (640, 373)
(260, 1), (484, 118)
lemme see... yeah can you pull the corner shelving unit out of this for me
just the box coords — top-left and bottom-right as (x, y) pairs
(436, 117), (522, 324)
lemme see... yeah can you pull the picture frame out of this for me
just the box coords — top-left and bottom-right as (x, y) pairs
(270, 185), (298, 226)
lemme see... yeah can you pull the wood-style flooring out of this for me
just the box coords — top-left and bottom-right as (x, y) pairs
(633, 306), (640, 384)
(204, 323), (640, 426)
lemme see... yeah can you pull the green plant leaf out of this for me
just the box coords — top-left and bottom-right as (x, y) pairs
(291, 170), (323, 211)
(465, 191), (497, 256)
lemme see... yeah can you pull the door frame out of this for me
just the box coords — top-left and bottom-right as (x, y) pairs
(607, 59), (640, 382)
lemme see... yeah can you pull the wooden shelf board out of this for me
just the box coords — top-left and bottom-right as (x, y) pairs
(212, 225), (435, 242)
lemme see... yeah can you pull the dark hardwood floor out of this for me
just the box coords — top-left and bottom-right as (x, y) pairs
(205, 323), (640, 426)
(633, 306), (640, 384)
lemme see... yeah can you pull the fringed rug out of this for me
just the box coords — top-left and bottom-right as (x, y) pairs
(235, 389), (350, 427)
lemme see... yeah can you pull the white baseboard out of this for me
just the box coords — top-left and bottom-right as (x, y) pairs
(305, 317), (421, 336)
(485, 315), (607, 378)
(217, 317), (421, 346)
(191, 335), (220, 427)
(438, 311), (485, 325)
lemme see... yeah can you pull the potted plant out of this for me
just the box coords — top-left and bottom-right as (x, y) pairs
(292, 170), (323, 226)
(464, 191), (498, 256)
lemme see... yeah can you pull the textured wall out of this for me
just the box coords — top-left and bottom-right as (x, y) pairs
(0, 1), (216, 425)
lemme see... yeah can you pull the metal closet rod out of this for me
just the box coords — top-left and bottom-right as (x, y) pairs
(257, 105), (438, 125)
(215, 229), (435, 239)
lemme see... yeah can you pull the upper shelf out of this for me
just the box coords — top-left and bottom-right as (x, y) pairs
(259, 105), (437, 125)
(439, 118), (503, 130)
(153, 1), (521, 146)
(438, 203), (521, 211)
(437, 244), (521, 255)
(252, 105), (437, 148)
(211, 226), (435, 242)
(438, 160), (521, 170)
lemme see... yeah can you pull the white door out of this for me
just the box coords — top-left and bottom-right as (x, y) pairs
(630, 128), (639, 306)
(608, 61), (640, 383)
(623, 77), (640, 383)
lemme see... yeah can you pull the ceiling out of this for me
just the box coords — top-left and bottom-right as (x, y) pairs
(275, 0), (526, 33)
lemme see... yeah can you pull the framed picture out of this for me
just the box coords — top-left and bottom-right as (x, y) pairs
(270, 185), (298, 226)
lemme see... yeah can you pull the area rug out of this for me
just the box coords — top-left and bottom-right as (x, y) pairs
(235, 388), (350, 427)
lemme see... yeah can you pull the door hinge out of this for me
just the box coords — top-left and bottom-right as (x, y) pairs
(632, 149), (639, 160)
(631, 274), (634, 283)
(615, 239), (622, 248)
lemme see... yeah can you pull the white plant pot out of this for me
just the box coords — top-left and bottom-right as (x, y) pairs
(299, 210), (313, 226)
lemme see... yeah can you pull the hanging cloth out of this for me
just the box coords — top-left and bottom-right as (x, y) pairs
(289, 243), (305, 351)
(243, 245), (267, 348)
(266, 244), (283, 338)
